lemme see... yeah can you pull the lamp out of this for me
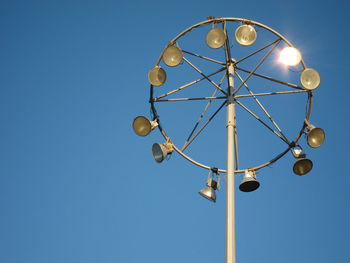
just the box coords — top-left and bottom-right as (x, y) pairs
(300, 68), (321, 90)
(152, 142), (173, 163)
(292, 148), (313, 175)
(239, 170), (260, 192)
(132, 116), (158, 136)
(304, 120), (325, 148)
(206, 28), (226, 49)
(235, 24), (257, 46)
(199, 178), (217, 202)
(148, 66), (166, 86)
(162, 45), (183, 67)
(279, 47), (301, 66)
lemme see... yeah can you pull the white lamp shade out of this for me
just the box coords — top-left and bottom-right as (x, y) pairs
(206, 28), (226, 49)
(235, 25), (257, 46)
(300, 68), (321, 90)
(162, 46), (183, 67)
(148, 66), (166, 86)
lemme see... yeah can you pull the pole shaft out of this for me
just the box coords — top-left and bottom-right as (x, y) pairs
(225, 63), (236, 263)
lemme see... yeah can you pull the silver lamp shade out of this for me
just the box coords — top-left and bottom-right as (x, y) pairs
(199, 178), (217, 203)
(239, 170), (260, 192)
(206, 28), (226, 49)
(199, 187), (216, 202)
(148, 66), (166, 86)
(162, 45), (183, 67)
(152, 142), (173, 163)
(306, 125), (325, 148)
(132, 116), (157, 136)
(235, 24), (257, 46)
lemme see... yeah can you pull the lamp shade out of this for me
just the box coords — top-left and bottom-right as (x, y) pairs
(206, 28), (226, 49)
(300, 68), (321, 90)
(279, 47), (301, 66)
(162, 46), (183, 67)
(307, 126), (325, 148)
(239, 171), (260, 192)
(148, 66), (166, 86)
(152, 143), (168, 163)
(293, 158), (313, 175)
(235, 24), (257, 46)
(133, 116), (153, 136)
(199, 187), (216, 202)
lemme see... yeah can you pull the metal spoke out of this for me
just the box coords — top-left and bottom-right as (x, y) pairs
(233, 39), (281, 95)
(153, 96), (227, 102)
(234, 99), (289, 145)
(154, 67), (226, 100)
(235, 66), (304, 90)
(235, 70), (290, 143)
(181, 100), (227, 152)
(182, 50), (225, 65)
(235, 90), (307, 98)
(183, 72), (227, 148)
(235, 38), (281, 65)
(183, 57), (228, 96)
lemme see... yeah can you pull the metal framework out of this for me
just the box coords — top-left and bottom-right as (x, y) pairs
(149, 17), (312, 174)
(145, 17), (315, 263)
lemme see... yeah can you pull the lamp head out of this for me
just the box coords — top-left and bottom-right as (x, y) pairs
(300, 68), (321, 90)
(239, 170), (260, 192)
(152, 142), (173, 163)
(148, 66), (166, 86)
(292, 148), (313, 175)
(279, 47), (301, 66)
(235, 24), (257, 46)
(162, 45), (183, 67)
(199, 178), (217, 202)
(306, 125), (325, 148)
(206, 28), (226, 49)
(132, 116), (158, 136)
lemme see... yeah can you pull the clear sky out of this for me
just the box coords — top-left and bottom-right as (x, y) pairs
(1, 0), (349, 263)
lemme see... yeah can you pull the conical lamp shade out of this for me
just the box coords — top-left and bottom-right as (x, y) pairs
(206, 28), (225, 49)
(162, 46), (183, 67)
(152, 143), (168, 163)
(307, 127), (325, 148)
(293, 158), (313, 175)
(235, 24), (257, 46)
(199, 187), (216, 202)
(239, 171), (260, 192)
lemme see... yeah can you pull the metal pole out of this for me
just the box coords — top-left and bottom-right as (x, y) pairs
(225, 62), (236, 263)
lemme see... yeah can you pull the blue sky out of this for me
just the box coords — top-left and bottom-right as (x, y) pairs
(1, 0), (349, 263)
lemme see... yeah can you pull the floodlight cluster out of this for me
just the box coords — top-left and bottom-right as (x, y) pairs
(134, 20), (325, 202)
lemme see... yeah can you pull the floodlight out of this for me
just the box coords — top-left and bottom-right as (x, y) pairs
(304, 120), (325, 148)
(279, 47), (301, 66)
(199, 178), (217, 202)
(132, 116), (158, 136)
(292, 148), (313, 175)
(148, 66), (166, 86)
(239, 170), (260, 192)
(152, 142), (173, 163)
(162, 45), (183, 67)
(235, 24), (257, 46)
(300, 68), (321, 90)
(206, 28), (226, 49)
